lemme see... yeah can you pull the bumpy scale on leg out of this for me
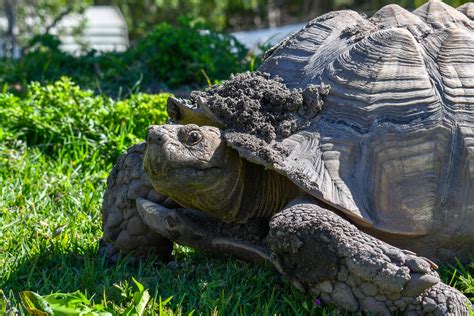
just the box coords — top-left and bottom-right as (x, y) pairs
(100, 143), (173, 262)
(267, 203), (471, 315)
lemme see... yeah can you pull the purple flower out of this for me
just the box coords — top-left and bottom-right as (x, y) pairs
(314, 298), (321, 306)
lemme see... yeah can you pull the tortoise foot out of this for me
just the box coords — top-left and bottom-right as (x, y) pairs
(267, 202), (471, 315)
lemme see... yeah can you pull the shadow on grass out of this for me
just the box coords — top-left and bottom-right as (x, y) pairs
(1, 246), (331, 314)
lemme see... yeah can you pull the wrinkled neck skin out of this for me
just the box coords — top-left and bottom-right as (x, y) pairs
(187, 149), (245, 222)
(235, 160), (303, 222)
(171, 153), (303, 223)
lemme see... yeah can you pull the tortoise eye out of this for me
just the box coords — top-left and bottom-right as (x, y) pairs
(186, 130), (202, 146)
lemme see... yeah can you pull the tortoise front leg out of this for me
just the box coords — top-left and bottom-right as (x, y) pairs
(267, 201), (471, 315)
(137, 198), (272, 265)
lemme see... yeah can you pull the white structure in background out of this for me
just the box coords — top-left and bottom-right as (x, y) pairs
(57, 6), (129, 55)
(232, 23), (306, 52)
(2, 6), (303, 56)
(0, 6), (129, 57)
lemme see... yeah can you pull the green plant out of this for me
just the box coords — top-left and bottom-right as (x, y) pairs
(0, 78), (170, 164)
(130, 19), (248, 87)
(18, 278), (155, 315)
(0, 20), (251, 96)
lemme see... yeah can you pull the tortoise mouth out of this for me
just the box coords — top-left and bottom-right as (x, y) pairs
(143, 145), (165, 178)
(144, 127), (173, 176)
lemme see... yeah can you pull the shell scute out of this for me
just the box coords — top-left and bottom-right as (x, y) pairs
(414, 0), (472, 27)
(436, 27), (474, 118)
(321, 27), (439, 131)
(365, 124), (453, 235)
(261, 10), (369, 88)
(458, 3), (474, 20)
(370, 4), (426, 28)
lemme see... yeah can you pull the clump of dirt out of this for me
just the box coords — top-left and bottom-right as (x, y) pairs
(190, 72), (330, 143)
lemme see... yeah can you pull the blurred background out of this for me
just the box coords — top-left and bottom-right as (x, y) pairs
(0, 0), (471, 95)
(91, 0), (473, 36)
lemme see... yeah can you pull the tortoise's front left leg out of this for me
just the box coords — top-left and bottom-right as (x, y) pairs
(267, 201), (471, 315)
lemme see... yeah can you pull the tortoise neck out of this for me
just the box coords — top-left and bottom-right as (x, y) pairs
(236, 160), (301, 222)
(192, 149), (245, 222)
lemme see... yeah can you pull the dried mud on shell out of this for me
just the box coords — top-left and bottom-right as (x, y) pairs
(191, 72), (330, 143)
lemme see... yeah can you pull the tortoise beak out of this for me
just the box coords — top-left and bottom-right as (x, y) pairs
(147, 125), (171, 146)
(144, 125), (172, 176)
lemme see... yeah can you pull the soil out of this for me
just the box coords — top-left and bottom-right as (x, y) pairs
(190, 71), (330, 143)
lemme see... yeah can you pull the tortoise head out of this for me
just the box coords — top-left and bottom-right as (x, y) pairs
(143, 124), (244, 221)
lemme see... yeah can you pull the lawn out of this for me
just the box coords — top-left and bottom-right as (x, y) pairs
(0, 79), (473, 315)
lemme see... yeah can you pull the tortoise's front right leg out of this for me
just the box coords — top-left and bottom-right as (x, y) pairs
(100, 143), (173, 262)
(267, 201), (471, 315)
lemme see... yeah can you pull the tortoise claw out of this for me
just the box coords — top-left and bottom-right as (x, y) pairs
(136, 197), (171, 233)
(136, 197), (208, 241)
(402, 273), (440, 297)
(137, 198), (273, 264)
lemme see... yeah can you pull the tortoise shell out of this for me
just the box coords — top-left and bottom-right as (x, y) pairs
(230, 1), (474, 237)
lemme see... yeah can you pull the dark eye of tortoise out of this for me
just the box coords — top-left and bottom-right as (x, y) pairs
(186, 130), (202, 146)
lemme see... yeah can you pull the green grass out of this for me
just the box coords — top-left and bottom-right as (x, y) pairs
(0, 144), (334, 315)
(0, 79), (473, 315)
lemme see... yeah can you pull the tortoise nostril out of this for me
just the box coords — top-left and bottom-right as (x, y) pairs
(147, 126), (167, 145)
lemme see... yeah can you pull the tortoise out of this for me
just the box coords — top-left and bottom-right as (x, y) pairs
(101, 1), (474, 314)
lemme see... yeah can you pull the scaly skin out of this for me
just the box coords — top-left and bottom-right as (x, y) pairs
(136, 198), (472, 315)
(268, 203), (471, 315)
(100, 143), (173, 262)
